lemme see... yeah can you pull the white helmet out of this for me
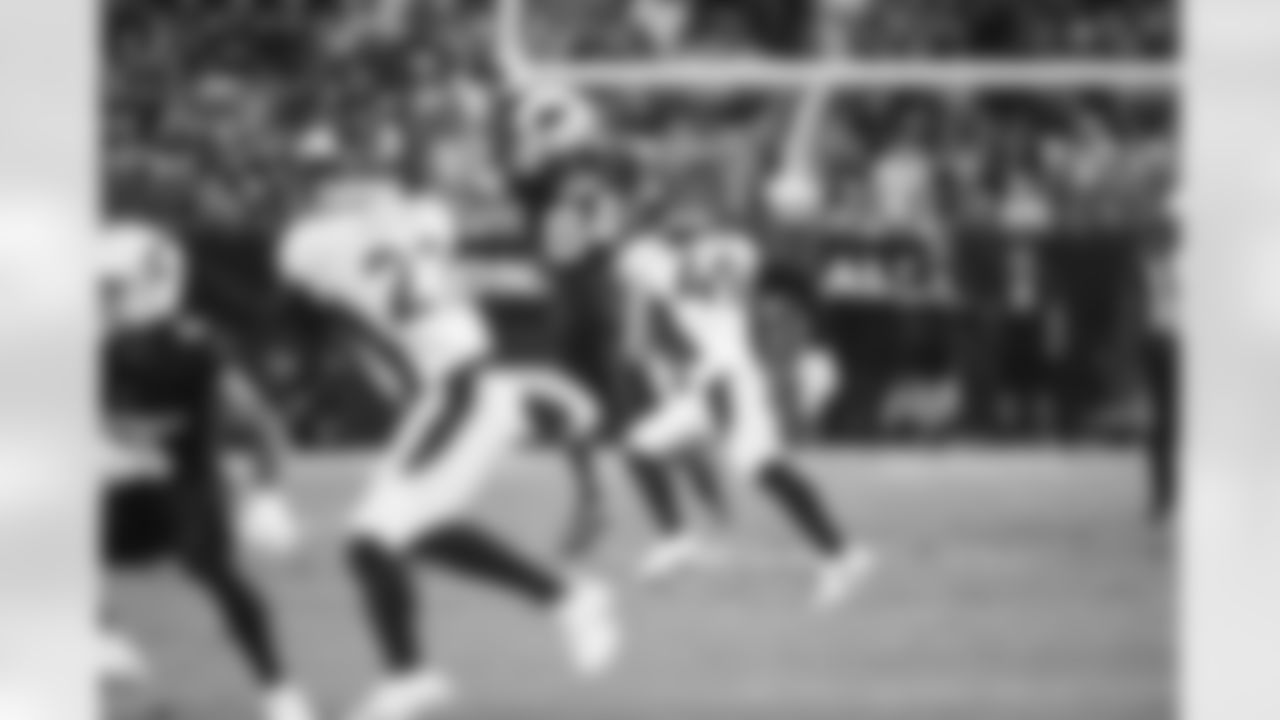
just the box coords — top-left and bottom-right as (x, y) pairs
(398, 194), (460, 254)
(98, 220), (187, 329)
(278, 210), (368, 302)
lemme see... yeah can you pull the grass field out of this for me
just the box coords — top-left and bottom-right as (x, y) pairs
(109, 448), (1173, 720)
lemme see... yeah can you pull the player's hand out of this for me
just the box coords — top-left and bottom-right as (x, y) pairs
(239, 489), (303, 561)
(795, 347), (842, 420)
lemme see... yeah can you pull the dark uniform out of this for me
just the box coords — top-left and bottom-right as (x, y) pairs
(1145, 241), (1178, 523)
(546, 243), (652, 437)
(103, 320), (234, 569)
(756, 259), (830, 437)
(518, 150), (649, 436)
(103, 317), (289, 686)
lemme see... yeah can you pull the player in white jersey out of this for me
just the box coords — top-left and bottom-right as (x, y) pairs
(624, 224), (876, 609)
(280, 190), (620, 720)
(609, 229), (737, 578)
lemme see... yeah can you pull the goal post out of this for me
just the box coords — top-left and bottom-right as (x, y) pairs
(497, 0), (1179, 187)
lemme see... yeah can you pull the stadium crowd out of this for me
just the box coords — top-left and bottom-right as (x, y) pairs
(525, 0), (1177, 60)
(103, 0), (1178, 444)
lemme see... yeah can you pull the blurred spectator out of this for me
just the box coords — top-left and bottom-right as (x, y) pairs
(522, 0), (1175, 60)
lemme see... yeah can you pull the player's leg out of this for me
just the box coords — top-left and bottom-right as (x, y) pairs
(719, 369), (876, 610)
(100, 477), (174, 683)
(344, 374), (487, 720)
(1147, 333), (1179, 525)
(171, 484), (313, 720)
(679, 449), (732, 532)
(560, 443), (609, 558)
(412, 373), (619, 674)
(347, 371), (619, 719)
(622, 380), (722, 579)
(546, 354), (615, 559)
(627, 361), (739, 538)
(505, 360), (611, 559)
(417, 519), (619, 677)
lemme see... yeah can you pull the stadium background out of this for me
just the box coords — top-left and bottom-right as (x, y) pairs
(103, 0), (1177, 447)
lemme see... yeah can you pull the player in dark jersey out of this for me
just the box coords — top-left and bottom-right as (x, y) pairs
(755, 253), (844, 435)
(517, 148), (730, 562)
(98, 221), (314, 720)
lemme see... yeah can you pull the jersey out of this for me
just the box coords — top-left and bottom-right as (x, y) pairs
(358, 196), (492, 383)
(548, 242), (624, 365)
(103, 321), (224, 485)
(615, 234), (684, 375)
(670, 231), (763, 375)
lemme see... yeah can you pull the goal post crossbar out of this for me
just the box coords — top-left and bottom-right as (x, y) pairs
(514, 59), (1178, 92)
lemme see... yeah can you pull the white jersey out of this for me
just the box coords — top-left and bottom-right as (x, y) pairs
(364, 195), (491, 381)
(624, 231), (782, 480)
(615, 234), (682, 370)
(282, 194), (492, 382)
(670, 231), (763, 375)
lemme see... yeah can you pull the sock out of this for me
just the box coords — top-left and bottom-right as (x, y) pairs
(421, 522), (563, 607)
(348, 539), (422, 672)
(626, 456), (683, 536)
(187, 563), (285, 685)
(681, 455), (731, 528)
(760, 461), (846, 556)
(562, 444), (608, 558)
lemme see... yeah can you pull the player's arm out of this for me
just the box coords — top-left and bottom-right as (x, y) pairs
(758, 257), (843, 418)
(215, 352), (306, 557)
(328, 297), (423, 408)
(217, 358), (289, 487)
(615, 238), (689, 371)
(759, 257), (827, 344)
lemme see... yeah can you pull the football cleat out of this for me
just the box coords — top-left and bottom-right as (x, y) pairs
(349, 670), (455, 720)
(636, 534), (720, 582)
(262, 685), (318, 720)
(812, 545), (878, 612)
(556, 578), (621, 677)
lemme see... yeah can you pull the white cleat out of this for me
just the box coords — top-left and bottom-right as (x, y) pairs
(556, 578), (621, 678)
(262, 685), (318, 720)
(636, 534), (718, 582)
(813, 545), (878, 612)
(98, 630), (150, 684)
(349, 670), (455, 720)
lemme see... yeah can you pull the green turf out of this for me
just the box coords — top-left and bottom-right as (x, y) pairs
(108, 449), (1173, 720)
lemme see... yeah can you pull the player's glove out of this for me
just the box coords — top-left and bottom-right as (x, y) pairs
(238, 488), (303, 561)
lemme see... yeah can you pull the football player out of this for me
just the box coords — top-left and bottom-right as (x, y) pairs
(612, 221), (733, 579)
(280, 189), (620, 720)
(511, 126), (727, 567)
(623, 213), (876, 609)
(98, 220), (314, 720)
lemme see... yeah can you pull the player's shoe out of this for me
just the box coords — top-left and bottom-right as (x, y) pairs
(349, 670), (455, 720)
(556, 578), (621, 677)
(812, 545), (878, 612)
(97, 629), (149, 683)
(636, 534), (719, 582)
(262, 685), (317, 720)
